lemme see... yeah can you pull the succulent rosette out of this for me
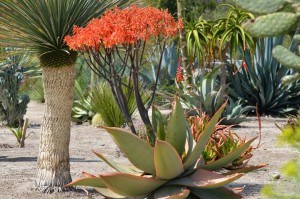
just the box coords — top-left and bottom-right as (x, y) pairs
(66, 99), (264, 198)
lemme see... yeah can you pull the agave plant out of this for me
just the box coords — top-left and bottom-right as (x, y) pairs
(180, 67), (225, 117)
(227, 36), (300, 115)
(179, 68), (249, 125)
(66, 100), (263, 198)
(221, 98), (253, 125)
(140, 42), (178, 86)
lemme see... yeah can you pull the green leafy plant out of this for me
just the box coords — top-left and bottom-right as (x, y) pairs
(235, 0), (300, 74)
(91, 113), (105, 127)
(65, 100), (264, 198)
(90, 82), (138, 127)
(140, 42), (178, 86)
(0, 55), (30, 127)
(186, 5), (255, 90)
(71, 79), (94, 123)
(228, 36), (300, 115)
(9, 118), (32, 148)
(188, 113), (255, 169)
(181, 67), (225, 117)
(29, 77), (45, 103)
(65, 6), (183, 145)
(180, 68), (249, 124)
(221, 98), (253, 125)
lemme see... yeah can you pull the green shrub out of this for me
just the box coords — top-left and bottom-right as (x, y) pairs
(90, 82), (139, 127)
(228, 36), (300, 116)
(0, 56), (29, 127)
(29, 77), (44, 103)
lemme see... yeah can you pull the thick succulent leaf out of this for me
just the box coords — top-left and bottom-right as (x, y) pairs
(153, 186), (190, 199)
(200, 137), (257, 170)
(65, 177), (106, 188)
(82, 171), (96, 178)
(93, 150), (142, 174)
(152, 105), (167, 140)
(191, 187), (242, 199)
(273, 45), (300, 72)
(166, 98), (187, 156)
(184, 121), (195, 161)
(224, 164), (267, 175)
(168, 169), (243, 189)
(94, 187), (126, 198)
(245, 12), (298, 37)
(183, 103), (226, 169)
(102, 127), (155, 174)
(100, 172), (166, 196)
(235, 0), (286, 14)
(154, 140), (184, 179)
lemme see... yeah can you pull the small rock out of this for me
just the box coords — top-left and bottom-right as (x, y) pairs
(273, 173), (281, 180)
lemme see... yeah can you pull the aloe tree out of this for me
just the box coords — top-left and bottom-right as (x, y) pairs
(0, 0), (130, 192)
(186, 4), (254, 91)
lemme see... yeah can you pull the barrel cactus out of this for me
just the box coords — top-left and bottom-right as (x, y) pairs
(0, 63), (29, 127)
(66, 100), (264, 198)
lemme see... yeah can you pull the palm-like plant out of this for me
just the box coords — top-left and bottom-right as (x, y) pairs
(186, 4), (255, 89)
(0, 0), (131, 193)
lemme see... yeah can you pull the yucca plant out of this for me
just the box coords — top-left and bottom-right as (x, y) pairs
(0, 0), (131, 192)
(66, 100), (264, 198)
(228, 36), (300, 115)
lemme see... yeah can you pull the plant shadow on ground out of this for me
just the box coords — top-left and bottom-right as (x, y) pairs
(0, 156), (100, 163)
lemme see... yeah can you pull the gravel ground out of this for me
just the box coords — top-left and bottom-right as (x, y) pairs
(0, 101), (299, 199)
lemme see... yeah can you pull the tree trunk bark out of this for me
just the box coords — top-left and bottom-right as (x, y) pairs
(35, 65), (75, 193)
(177, 0), (193, 91)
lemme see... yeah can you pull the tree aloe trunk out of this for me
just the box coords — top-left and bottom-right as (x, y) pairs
(177, 0), (193, 90)
(36, 51), (77, 193)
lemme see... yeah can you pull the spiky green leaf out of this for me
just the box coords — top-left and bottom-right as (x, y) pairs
(201, 137), (257, 170)
(166, 98), (187, 156)
(102, 127), (155, 174)
(93, 150), (142, 174)
(100, 173), (166, 196)
(168, 169), (243, 188)
(94, 188), (126, 198)
(183, 103), (226, 169)
(65, 177), (106, 188)
(152, 105), (167, 140)
(154, 140), (184, 179)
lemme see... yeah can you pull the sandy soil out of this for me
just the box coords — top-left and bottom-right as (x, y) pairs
(0, 101), (299, 199)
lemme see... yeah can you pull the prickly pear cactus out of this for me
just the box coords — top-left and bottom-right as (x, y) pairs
(235, 0), (300, 72)
(0, 65), (30, 127)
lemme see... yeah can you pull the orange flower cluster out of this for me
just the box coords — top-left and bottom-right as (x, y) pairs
(65, 5), (184, 50)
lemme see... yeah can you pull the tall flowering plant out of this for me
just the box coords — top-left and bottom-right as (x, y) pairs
(65, 5), (183, 144)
